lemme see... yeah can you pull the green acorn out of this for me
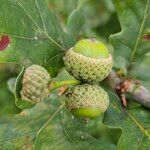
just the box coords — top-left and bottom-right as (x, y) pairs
(65, 84), (109, 119)
(63, 39), (113, 83)
(21, 65), (51, 103)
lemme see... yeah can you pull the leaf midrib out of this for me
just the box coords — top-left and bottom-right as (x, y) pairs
(126, 110), (150, 138)
(110, 102), (150, 138)
(128, 0), (150, 69)
(20, 102), (65, 149)
(0, 33), (48, 41)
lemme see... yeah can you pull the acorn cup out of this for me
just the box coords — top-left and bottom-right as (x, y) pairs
(63, 39), (113, 83)
(21, 65), (51, 103)
(65, 84), (109, 120)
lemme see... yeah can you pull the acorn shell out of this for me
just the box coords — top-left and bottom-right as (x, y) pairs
(63, 48), (113, 83)
(65, 84), (109, 118)
(21, 65), (51, 103)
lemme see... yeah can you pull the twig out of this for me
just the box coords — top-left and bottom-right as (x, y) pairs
(107, 71), (150, 108)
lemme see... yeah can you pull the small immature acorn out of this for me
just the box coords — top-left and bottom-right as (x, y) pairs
(63, 39), (113, 83)
(65, 84), (109, 119)
(21, 65), (51, 103)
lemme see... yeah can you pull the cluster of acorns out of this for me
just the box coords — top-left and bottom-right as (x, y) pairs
(21, 39), (113, 120)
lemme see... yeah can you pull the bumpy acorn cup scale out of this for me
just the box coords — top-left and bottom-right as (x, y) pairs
(21, 65), (51, 103)
(63, 39), (113, 83)
(65, 84), (109, 119)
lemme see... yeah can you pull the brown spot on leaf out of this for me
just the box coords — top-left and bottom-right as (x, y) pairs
(48, 2), (56, 9)
(0, 35), (11, 51)
(20, 110), (28, 116)
(143, 33), (150, 41)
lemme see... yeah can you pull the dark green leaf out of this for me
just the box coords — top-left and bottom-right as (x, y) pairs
(104, 92), (150, 150)
(0, 94), (117, 150)
(0, 0), (68, 67)
(0, 64), (20, 115)
(110, 0), (150, 70)
(14, 67), (35, 109)
(67, 8), (84, 42)
(0, 82), (19, 115)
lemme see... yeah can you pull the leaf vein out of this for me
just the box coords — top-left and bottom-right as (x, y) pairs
(128, 0), (150, 68)
(20, 102), (65, 149)
(16, 0), (64, 50)
(126, 110), (150, 138)
(35, 0), (47, 33)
